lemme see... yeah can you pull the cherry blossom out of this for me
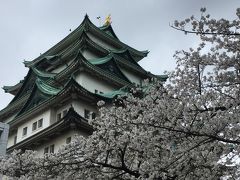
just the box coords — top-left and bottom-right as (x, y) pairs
(1, 8), (240, 179)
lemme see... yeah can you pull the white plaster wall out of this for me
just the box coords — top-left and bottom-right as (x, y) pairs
(72, 100), (96, 118)
(53, 104), (72, 124)
(87, 32), (117, 50)
(7, 99), (95, 149)
(55, 100), (97, 121)
(34, 129), (88, 156)
(75, 72), (116, 94)
(120, 67), (142, 85)
(54, 100), (97, 123)
(56, 104), (71, 117)
(49, 108), (56, 125)
(16, 110), (51, 144)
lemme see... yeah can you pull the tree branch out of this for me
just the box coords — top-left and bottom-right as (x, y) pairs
(131, 122), (240, 144)
(170, 25), (240, 36)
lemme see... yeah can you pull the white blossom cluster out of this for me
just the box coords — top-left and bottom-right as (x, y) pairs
(1, 8), (240, 179)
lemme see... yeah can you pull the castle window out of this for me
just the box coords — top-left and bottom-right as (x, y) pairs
(50, 144), (55, 153)
(32, 122), (37, 131)
(84, 109), (90, 119)
(66, 137), (71, 144)
(44, 147), (49, 154)
(38, 119), (43, 128)
(57, 113), (61, 121)
(32, 119), (43, 132)
(44, 144), (55, 154)
(22, 127), (27, 136)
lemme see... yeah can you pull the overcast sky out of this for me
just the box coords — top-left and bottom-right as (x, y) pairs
(0, 0), (239, 109)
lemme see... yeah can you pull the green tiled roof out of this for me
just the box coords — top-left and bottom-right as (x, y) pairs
(32, 67), (56, 79)
(36, 78), (61, 95)
(0, 15), (157, 120)
(88, 50), (150, 79)
(2, 80), (23, 95)
(23, 15), (148, 68)
(90, 54), (113, 65)
(99, 86), (129, 98)
(80, 55), (132, 86)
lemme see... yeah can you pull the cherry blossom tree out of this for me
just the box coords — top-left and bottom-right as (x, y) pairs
(1, 8), (240, 179)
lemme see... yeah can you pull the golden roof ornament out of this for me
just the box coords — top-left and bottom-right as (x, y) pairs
(104, 14), (112, 25)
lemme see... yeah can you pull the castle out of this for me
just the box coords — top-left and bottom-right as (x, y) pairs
(0, 15), (166, 155)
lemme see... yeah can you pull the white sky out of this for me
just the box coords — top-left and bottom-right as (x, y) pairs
(0, 0), (239, 109)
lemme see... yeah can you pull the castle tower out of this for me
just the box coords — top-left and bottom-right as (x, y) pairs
(0, 15), (166, 155)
